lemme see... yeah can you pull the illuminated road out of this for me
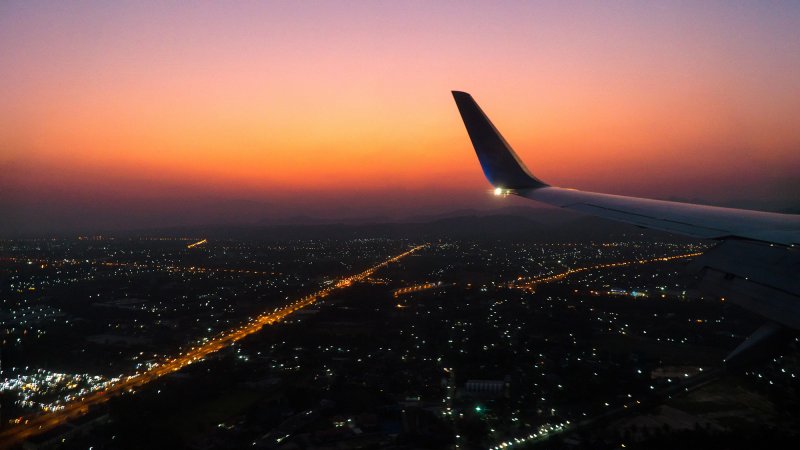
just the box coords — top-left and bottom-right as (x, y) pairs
(0, 244), (426, 448)
(186, 238), (208, 249)
(513, 252), (703, 291)
(393, 282), (452, 298)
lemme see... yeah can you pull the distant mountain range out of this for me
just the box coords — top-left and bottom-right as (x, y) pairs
(121, 206), (696, 243)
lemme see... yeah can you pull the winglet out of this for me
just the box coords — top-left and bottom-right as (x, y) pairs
(452, 91), (547, 190)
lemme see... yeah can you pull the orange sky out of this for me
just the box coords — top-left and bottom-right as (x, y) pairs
(2, 1), (799, 233)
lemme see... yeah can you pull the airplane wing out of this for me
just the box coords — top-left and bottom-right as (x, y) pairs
(452, 91), (800, 246)
(452, 90), (800, 350)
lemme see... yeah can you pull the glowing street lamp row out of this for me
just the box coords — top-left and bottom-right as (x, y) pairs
(513, 252), (703, 290)
(186, 238), (208, 249)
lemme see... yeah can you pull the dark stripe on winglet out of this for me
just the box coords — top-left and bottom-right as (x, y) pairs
(452, 91), (546, 189)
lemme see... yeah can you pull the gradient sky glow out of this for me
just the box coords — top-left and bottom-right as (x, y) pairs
(2, 1), (799, 233)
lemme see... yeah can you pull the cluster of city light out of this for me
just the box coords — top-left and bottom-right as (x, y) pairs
(1, 369), (119, 415)
(99, 260), (282, 277)
(5, 304), (64, 326)
(4, 253), (285, 285)
(1, 256), (75, 270)
(513, 252), (704, 291)
(3, 239), (715, 446)
(0, 244), (426, 446)
(489, 421), (570, 449)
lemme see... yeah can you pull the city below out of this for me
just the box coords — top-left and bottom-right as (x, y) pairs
(1, 214), (798, 449)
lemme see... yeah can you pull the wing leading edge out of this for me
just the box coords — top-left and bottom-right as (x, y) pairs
(451, 91), (800, 246)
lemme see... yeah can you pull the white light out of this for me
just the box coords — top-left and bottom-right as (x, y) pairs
(494, 187), (503, 196)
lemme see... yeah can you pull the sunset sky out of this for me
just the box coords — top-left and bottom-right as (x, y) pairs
(2, 1), (799, 234)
